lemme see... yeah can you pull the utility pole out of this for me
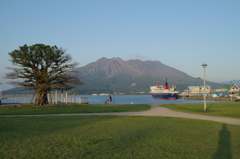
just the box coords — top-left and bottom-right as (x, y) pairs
(230, 82), (232, 101)
(0, 83), (2, 105)
(198, 77), (201, 96)
(202, 64), (207, 111)
(112, 81), (115, 104)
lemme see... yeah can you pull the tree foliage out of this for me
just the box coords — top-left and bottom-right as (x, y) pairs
(5, 44), (85, 106)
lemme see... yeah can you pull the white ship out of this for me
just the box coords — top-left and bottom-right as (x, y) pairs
(150, 79), (179, 99)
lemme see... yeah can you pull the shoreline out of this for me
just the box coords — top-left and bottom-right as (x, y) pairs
(179, 96), (236, 101)
(2, 94), (77, 97)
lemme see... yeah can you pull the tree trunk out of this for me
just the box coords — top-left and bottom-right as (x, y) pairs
(30, 91), (37, 103)
(34, 90), (48, 106)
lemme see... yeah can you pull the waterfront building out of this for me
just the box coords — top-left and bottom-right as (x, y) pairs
(221, 84), (240, 96)
(183, 86), (211, 97)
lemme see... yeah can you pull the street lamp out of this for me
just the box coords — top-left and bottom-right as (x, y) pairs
(0, 83), (2, 98)
(178, 80), (181, 93)
(202, 64), (207, 111)
(112, 81), (115, 104)
(198, 77), (201, 96)
(230, 81), (232, 101)
(0, 83), (2, 105)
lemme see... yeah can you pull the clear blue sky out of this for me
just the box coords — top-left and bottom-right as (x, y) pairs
(1, 0), (240, 90)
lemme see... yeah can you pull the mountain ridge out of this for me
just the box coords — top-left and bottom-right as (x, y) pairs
(222, 80), (240, 86)
(81, 57), (189, 78)
(3, 57), (226, 95)
(78, 57), (223, 93)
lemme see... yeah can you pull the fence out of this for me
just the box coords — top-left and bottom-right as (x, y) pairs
(1, 96), (88, 104)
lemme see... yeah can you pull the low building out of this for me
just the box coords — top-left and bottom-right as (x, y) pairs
(183, 86), (211, 96)
(221, 84), (240, 96)
(182, 84), (240, 97)
(211, 88), (228, 97)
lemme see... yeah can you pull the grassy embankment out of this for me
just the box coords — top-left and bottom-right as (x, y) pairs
(0, 104), (150, 115)
(0, 103), (240, 158)
(161, 103), (240, 119)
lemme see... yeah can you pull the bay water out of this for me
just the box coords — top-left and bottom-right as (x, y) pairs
(2, 95), (224, 105)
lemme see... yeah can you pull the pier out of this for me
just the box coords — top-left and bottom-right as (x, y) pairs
(179, 96), (236, 101)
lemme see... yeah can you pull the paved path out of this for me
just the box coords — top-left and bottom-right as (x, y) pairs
(1, 104), (240, 125)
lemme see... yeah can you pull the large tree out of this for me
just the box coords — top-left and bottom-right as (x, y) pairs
(5, 44), (85, 106)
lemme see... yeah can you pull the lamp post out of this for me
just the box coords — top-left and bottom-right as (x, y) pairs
(230, 81), (232, 101)
(202, 64), (207, 111)
(0, 83), (2, 105)
(178, 80), (181, 93)
(112, 81), (115, 104)
(199, 87), (202, 97)
(198, 77), (201, 96)
(0, 83), (2, 97)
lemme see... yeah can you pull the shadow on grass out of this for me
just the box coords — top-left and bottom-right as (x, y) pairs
(206, 103), (215, 111)
(213, 124), (232, 159)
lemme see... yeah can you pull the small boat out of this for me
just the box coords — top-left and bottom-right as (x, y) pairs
(150, 78), (179, 99)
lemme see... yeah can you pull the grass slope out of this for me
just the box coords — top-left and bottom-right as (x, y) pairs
(0, 116), (239, 159)
(0, 104), (150, 115)
(161, 103), (240, 119)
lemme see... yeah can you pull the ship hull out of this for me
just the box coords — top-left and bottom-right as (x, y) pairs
(152, 93), (179, 99)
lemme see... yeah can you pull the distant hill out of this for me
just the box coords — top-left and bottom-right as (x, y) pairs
(2, 87), (34, 95)
(222, 80), (240, 86)
(2, 57), (225, 95)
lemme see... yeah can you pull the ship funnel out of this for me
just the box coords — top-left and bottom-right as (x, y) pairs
(164, 78), (169, 89)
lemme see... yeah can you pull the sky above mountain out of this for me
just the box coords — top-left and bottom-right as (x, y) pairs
(1, 0), (240, 90)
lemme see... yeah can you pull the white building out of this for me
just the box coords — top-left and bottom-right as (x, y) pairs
(221, 84), (240, 96)
(183, 86), (211, 96)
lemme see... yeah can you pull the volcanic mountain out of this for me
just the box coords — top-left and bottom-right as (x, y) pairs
(2, 57), (223, 95)
(77, 57), (222, 94)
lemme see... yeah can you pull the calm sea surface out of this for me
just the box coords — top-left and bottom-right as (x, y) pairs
(2, 95), (224, 104)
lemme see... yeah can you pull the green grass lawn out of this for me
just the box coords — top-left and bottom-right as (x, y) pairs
(161, 103), (240, 119)
(0, 104), (150, 115)
(1, 103), (240, 158)
(0, 116), (240, 159)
